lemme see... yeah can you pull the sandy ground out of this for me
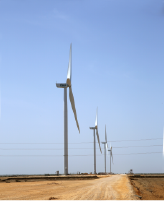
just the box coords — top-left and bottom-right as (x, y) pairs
(0, 174), (136, 200)
(130, 177), (164, 200)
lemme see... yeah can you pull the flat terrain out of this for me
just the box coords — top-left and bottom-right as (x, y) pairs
(0, 175), (136, 200)
(129, 176), (164, 200)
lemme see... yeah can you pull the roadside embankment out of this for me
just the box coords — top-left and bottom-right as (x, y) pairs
(0, 175), (98, 183)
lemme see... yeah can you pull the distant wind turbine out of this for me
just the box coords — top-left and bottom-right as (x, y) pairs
(101, 125), (108, 174)
(108, 144), (113, 174)
(90, 108), (102, 174)
(56, 44), (80, 175)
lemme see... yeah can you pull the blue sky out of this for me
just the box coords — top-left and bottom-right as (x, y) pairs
(0, 0), (164, 175)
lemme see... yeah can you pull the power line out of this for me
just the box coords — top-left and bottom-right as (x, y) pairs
(0, 137), (162, 144)
(0, 148), (90, 150)
(114, 152), (162, 155)
(0, 155), (92, 157)
(110, 138), (162, 142)
(0, 145), (162, 150)
(0, 151), (162, 156)
(113, 145), (162, 148)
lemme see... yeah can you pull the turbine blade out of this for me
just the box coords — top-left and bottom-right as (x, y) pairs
(67, 43), (72, 87)
(111, 147), (114, 164)
(96, 128), (102, 153)
(105, 125), (107, 143)
(105, 125), (108, 153)
(95, 107), (101, 153)
(106, 143), (109, 155)
(106, 143), (108, 152)
(69, 86), (80, 133)
(95, 108), (98, 128)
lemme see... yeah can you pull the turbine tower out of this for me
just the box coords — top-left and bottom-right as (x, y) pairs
(108, 144), (113, 174)
(89, 108), (102, 174)
(101, 125), (108, 174)
(56, 44), (80, 175)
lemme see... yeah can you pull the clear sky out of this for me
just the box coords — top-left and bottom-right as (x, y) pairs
(0, 0), (164, 175)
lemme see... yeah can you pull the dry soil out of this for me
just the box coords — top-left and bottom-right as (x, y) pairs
(0, 174), (136, 200)
(130, 177), (164, 200)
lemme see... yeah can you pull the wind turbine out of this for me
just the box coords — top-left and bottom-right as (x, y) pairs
(56, 44), (80, 175)
(89, 108), (102, 174)
(108, 144), (113, 174)
(101, 125), (108, 174)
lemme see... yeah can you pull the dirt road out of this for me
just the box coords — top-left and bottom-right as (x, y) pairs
(0, 175), (136, 200)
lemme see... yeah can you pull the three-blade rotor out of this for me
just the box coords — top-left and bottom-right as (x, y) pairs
(66, 44), (80, 133)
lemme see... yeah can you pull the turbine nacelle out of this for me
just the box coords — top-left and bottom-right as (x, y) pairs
(90, 127), (96, 130)
(101, 142), (106, 144)
(56, 83), (69, 88)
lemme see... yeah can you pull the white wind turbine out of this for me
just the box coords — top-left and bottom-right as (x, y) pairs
(101, 125), (108, 174)
(108, 144), (113, 174)
(90, 108), (102, 174)
(56, 44), (80, 175)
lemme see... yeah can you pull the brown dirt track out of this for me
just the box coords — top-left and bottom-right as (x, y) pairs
(129, 176), (164, 200)
(0, 174), (136, 200)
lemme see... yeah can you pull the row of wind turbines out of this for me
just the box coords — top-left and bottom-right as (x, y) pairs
(56, 44), (113, 175)
(89, 111), (113, 174)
